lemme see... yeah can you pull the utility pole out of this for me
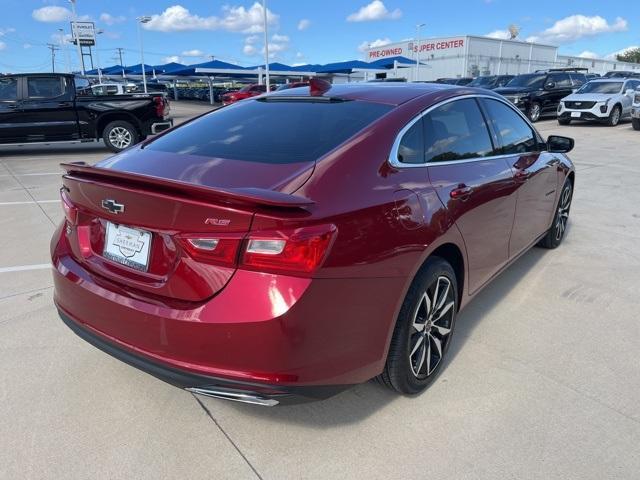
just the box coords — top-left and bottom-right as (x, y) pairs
(68, 0), (85, 74)
(46, 44), (59, 72)
(415, 23), (425, 82)
(136, 16), (152, 93)
(262, 0), (270, 89)
(116, 47), (126, 78)
(58, 28), (71, 73)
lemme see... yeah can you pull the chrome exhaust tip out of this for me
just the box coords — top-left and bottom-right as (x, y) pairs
(186, 387), (280, 406)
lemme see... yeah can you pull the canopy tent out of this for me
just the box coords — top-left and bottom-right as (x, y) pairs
(153, 62), (187, 74)
(315, 60), (384, 74)
(126, 63), (156, 75)
(166, 59), (246, 76)
(367, 56), (421, 69)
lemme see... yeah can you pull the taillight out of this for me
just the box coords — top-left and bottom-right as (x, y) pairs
(153, 96), (165, 117)
(60, 188), (78, 225)
(177, 234), (242, 268)
(241, 224), (337, 276)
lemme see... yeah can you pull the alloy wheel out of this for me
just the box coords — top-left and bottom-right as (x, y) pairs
(530, 104), (541, 122)
(108, 127), (133, 149)
(555, 184), (572, 241)
(409, 276), (455, 378)
(611, 108), (620, 126)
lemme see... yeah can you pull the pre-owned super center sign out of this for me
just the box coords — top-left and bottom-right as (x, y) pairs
(368, 37), (465, 59)
(71, 21), (96, 46)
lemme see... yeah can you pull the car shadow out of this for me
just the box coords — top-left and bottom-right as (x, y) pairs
(0, 142), (110, 157)
(219, 236), (559, 427)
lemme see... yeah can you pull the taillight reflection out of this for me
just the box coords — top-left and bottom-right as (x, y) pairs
(60, 188), (78, 225)
(178, 235), (242, 268)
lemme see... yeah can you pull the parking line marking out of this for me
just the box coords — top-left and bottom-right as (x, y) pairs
(0, 263), (51, 273)
(0, 172), (61, 177)
(0, 200), (58, 206)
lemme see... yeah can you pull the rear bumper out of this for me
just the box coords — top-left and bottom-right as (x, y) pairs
(632, 107), (640, 119)
(58, 308), (346, 405)
(151, 120), (173, 134)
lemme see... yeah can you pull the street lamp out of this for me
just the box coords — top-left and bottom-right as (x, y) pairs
(69, 0), (85, 74)
(95, 29), (104, 83)
(58, 28), (71, 73)
(137, 16), (151, 93)
(262, 0), (270, 89)
(415, 23), (425, 81)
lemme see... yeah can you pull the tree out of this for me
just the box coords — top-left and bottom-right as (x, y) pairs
(616, 48), (640, 64)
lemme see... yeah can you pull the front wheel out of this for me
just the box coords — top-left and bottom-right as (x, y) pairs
(607, 106), (621, 127)
(103, 120), (139, 152)
(378, 257), (458, 395)
(527, 102), (542, 122)
(632, 118), (640, 131)
(538, 179), (573, 249)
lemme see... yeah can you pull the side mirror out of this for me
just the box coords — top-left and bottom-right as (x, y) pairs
(626, 89), (635, 96)
(547, 135), (574, 153)
(544, 81), (556, 90)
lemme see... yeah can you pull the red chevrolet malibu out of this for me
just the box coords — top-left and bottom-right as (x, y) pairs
(52, 80), (575, 405)
(220, 83), (268, 105)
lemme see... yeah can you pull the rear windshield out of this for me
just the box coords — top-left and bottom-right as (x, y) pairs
(577, 81), (623, 94)
(506, 74), (546, 89)
(145, 99), (392, 163)
(468, 76), (495, 87)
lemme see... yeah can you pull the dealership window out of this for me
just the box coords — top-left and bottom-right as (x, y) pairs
(482, 99), (537, 155)
(423, 99), (493, 162)
(27, 77), (64, 98)
(397, 119), (424, 164)
(0, 77), (18, 100)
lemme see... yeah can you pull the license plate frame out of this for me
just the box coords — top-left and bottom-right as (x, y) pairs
(570, 111), (581, 118)
(103, 222), (152, 272)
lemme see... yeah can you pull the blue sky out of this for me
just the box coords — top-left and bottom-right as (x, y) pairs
(0, 0), (638, 72)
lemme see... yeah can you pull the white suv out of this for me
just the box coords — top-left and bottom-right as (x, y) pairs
(558, 78), (640, 126)
(632, 88), (640, 131)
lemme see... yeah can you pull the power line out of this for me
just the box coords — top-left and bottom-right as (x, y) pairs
(46, 44), (59, 73)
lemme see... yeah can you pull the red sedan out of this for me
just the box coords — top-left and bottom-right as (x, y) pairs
(52, 80), (575, 405)
(220, 84), (267, 105)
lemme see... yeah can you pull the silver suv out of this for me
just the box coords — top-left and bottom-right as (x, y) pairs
(558, 78), (640, 126)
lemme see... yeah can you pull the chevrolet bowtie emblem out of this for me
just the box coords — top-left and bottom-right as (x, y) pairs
(101, 199), (125, 214)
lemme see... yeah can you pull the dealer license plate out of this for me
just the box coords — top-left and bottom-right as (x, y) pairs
(103, 222), (152, 272)
(571, 112), (581, 118)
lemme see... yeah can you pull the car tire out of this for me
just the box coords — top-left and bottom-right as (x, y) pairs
(558, 118), (571, 126)
(527, 102), (542, 122)
(607, 105), (621, 127)
(103, 120), (139, 153)
(537, 179), (573, 249)
(632, 118), (640, 131)
(377, 257), (458, 395)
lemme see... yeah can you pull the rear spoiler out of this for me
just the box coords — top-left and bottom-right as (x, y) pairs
(61, 163), (315, 210)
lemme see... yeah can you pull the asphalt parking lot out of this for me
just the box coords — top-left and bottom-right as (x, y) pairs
(1, 101), (639, 479)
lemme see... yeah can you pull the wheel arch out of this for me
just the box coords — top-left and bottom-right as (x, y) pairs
(428, 243), (465, 310)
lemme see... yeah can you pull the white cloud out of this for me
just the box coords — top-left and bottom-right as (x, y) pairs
(297, 19), (310, 31)
(243, 44), (257, 56)
(358, 37), (391, 52)
(347, 1), (401, 22)
(32, 6), (90, 23)
(163, 55), (182, 63)
(486, 30), (512, 40)
(526, 15), (628, 45)
(32, 6), (72, 22)
(242, 32), (289, 58)
(0, 27), (16, 37)
(23, 43), (31, 49)
(271, 34), (289, 42)
(605, 45), (640, 60)
(144, 3), (278, 34)
(50, 32), (73, 44)
(100, 13), (126, 26)
(578, 51), (599, 59)
(0, 41), (5, 51)
(181, 49), (205, 57)
(295, 52), (304, 59)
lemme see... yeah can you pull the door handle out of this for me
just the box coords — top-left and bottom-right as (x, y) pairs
(7, 104), (19, 109)
(58, 102), (72, 107)
(450, 184), (473, 200)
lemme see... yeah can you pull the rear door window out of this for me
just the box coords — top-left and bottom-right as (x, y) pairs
(27, 76), (64, 98)
(423, 98), (494, 162)
(0, 77), (18, 100)
(550, 73), (571, 88)
(397, 119), (424, 164)
(146, 99), (392, 163)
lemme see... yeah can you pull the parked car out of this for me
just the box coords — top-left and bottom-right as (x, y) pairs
(558, 78), (640, 126)
(495, 70), (587, 122)
(632, 87), (640, 131)
(467, 75), (514, 89)
(91, 82), (138, 95)
(603, 71), (640, 79)
(585, 73), (601, 80)
(275, 81), (310, 91)
(52, 81), (575, 405)
(434, 77), (474, 85)
(220, 83), (269, 105)
(0, 73), (172, 152)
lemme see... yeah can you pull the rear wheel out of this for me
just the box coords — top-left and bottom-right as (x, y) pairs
(558, 118), (571, 126)
(103, 120), (139, 152)
(607, 105), (621, 127)
(538, 179), (573, 249)
(378, 257), (458, 395)
(632, 118), (640, 131)
(527, 102), (541, 122)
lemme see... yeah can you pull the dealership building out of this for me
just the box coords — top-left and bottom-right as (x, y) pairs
(365, 35), (640, 81)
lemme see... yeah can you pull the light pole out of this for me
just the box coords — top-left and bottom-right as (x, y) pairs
(137, 16), (151, 93)
(262, 0), (269, 89)
(68, 0), (85, 74)
(415, 23), (425, 81)
(58, 28), (71, 73)
(95, 29), (104, 82)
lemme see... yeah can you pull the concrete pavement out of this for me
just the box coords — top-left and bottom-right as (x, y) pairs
(0, 102), (638, 479)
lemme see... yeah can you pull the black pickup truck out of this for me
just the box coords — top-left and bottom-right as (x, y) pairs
(0, 73), (172, 152)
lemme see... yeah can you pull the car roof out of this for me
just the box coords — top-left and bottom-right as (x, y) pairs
(265, 82), (470, 106)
